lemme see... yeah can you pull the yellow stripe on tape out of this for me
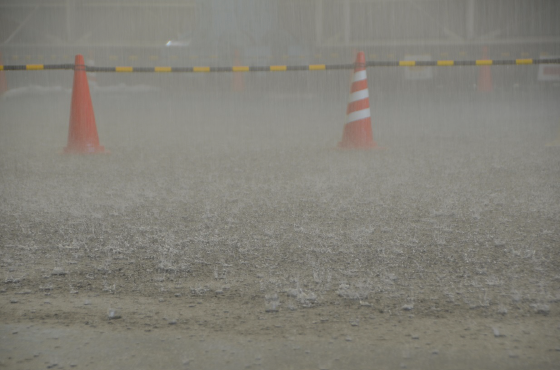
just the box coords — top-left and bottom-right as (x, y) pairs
(476, 60), (492, 66)
(116, 66), (133, 72)
(0, 66), (3, 71)
(155, 67), (172, 72)
(309, 64), (326, 70)
(270, 65), (287, 71)
(399, 61), (415, 67)
(437, 60), (454, 66)
(193, 67), (210, 72)
(26, 64), (44, 70)
(516, 59), (533, 65)
(232, 66), (249, 72)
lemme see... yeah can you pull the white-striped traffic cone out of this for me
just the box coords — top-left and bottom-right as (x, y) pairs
(338, 51), (378, 149)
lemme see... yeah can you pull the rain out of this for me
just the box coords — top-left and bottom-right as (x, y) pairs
(0, 1), (559, 369)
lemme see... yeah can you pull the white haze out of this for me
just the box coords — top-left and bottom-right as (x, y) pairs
(1, 1), (559, 369)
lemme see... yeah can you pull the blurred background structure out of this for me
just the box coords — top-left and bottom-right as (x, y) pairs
(2, 0), (560, 60)
(1, 0), (559, 90)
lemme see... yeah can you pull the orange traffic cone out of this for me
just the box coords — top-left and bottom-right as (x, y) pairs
(477, 46), (493, 92)
(0, 51), (8, 96)
(338, 51), (378, 149)
(64, 54), (106, 154)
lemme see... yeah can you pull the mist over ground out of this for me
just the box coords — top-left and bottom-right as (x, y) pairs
(1, 81), (559, 369)
(1, 0), (560, 369)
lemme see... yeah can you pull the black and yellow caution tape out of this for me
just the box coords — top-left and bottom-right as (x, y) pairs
(1, 59), (559, 72)
(0, 64), (75, 71)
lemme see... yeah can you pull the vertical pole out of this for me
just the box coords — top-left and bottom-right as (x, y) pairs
(343, 0), (350, 45)
(315, 0), (323, 46)
(65, 0), (76, 43)
(466, 0), (475, 40)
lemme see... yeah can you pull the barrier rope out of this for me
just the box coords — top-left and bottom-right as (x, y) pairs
(1, 58), (559, 72)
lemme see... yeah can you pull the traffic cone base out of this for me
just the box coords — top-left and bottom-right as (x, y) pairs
(339, 119), (377, 149)
(338, 51), (379, 150)
(64, 54), (106, 154)
(63, 144), (106, 154)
